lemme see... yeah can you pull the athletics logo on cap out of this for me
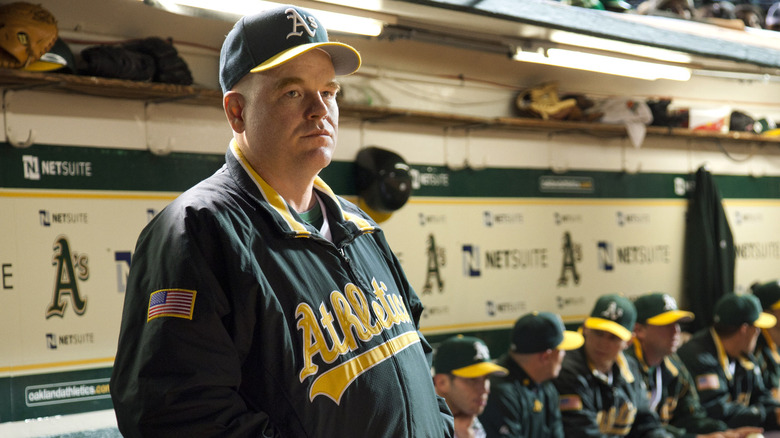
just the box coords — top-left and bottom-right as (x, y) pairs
(219, 4), (361, 93)
(584, 294), (636, 341)
(287, 8), (318, 38)
(433, 335), (508, 378)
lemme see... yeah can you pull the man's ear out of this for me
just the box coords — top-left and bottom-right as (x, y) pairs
(433, 374), (450, 395)
(224, 91), (246, 133)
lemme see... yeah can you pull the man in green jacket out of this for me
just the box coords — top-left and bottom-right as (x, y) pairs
(553, 294), (672, 437)
(111, 5), (454, 437)
(630, 292), (762, 438)
(678, 293), (780, 431)
(479, 311), (584, 437)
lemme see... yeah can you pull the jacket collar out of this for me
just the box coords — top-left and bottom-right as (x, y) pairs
(709, 327), (755, 381)
(227, 140), (376, 238)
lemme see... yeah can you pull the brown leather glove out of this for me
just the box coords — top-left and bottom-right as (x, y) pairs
(0, 2), (58, 69)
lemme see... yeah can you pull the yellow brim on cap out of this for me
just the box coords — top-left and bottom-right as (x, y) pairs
(557, 330), (584, 351)
(771, 300), (780, 310)
(249, 42), (361, 76)
(584, 317), (633, 341)
(646, 310), (695, 326)
(755, 312), (777, 329)
(452, 362), (509, 378)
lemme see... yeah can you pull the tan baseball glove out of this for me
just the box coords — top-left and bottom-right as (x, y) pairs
(0, 2), (58, 69)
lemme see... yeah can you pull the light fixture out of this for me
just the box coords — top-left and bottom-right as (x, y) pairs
(550, 31), (693, 64)
(148, 0), (385, 36)
(513, 47), (692, 81)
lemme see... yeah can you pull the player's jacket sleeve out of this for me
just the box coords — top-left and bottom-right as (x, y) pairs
(110, 201), (282, 437)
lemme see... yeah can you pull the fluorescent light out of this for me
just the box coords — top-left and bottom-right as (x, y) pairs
(513, 47), (691, 81)
(550, 31), (692, 64)
(154, 0), (385, 36)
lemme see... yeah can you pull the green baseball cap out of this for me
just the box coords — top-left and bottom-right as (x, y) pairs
(634, 293), (694, 326)
(752, 280), (780, 311)
(219, 4), (361, 93)
(584, 294), (636, 341)
(511, 311), (584, 353)
(713, 293), (776, 329)
(433, 335), (508, 378)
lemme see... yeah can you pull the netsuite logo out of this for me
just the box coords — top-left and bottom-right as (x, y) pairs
(597, 240), (671, 271)
(23, 155), (93, 181)
(616, 211), (650, 227)
(734, 211), (763, 225)
(483, 211), (523, 227)
(418, 212), (447, 226)
(39, 210), (88, 227)
(554, 212), (583, 226)
(46, 332), (95, 349)
(486, 300), (526, 317)
(409, 168), (449, 190)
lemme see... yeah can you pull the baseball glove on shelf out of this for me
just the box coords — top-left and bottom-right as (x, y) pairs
(0, 2), (58, 69)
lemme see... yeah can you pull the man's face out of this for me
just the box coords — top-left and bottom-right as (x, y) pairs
(742, 324), (761, 355)
(437, 375), (490, 417)
(549, 349), (566, 379)
(232, 49), (340, 184)
(636, 322), (681, 358)
(583, 327), (627, 372)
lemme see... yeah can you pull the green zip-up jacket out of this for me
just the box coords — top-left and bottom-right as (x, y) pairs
(110, 142), (454, 438)
(755, 330), (780, 403)
(478, 353), (564, 438)
(626, 343), (727, 438)
(677, 327), (780, 430)
(553, 348), (671, 438)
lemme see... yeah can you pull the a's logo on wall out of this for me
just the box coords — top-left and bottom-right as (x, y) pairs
(558, 232), (581, 286)
(46, 236), (89, 318)
(23, 155), (40, 180)
(462, 244), (480, 278)
(422, 234), (445, 294)
(115, 251), (132, 293)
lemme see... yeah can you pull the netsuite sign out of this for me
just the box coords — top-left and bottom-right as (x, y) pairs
(23, 155), (93, 181)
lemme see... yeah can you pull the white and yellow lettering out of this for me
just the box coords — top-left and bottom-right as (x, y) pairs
(331, 291), (371, 349)
(296, 303), (338, 381)
(319, 303), (347, 356)
(344, 283), (381, 336)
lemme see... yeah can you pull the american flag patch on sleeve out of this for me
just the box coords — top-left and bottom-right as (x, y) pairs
(147, 289), (196, 322)
(695, 373), (720, 391)
(559, 394), (583, 411)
